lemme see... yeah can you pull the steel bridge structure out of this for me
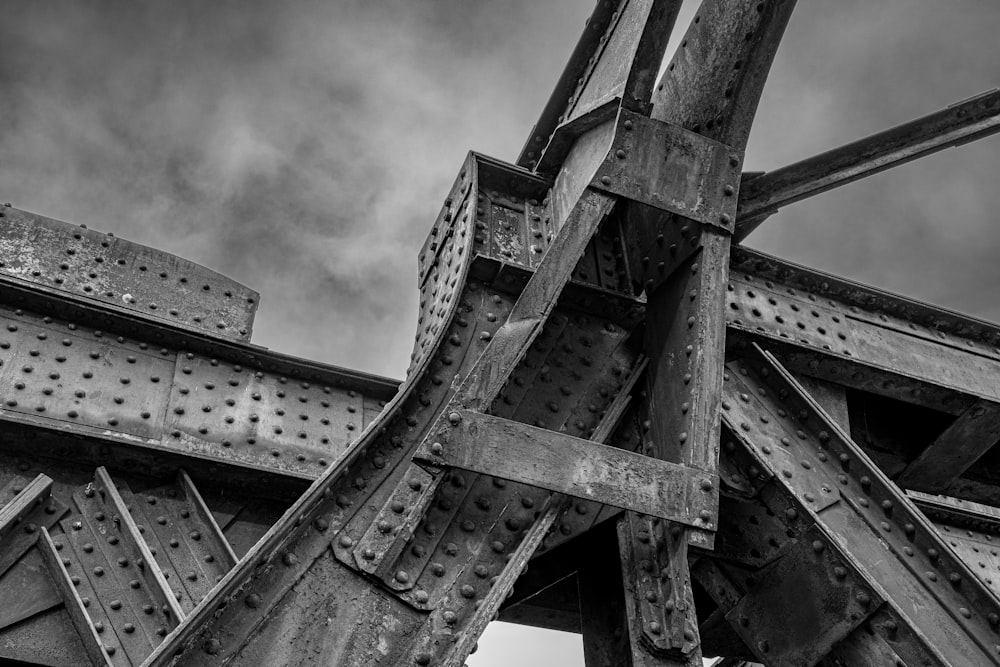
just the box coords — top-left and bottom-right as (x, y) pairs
(3, 1), (1000, 665)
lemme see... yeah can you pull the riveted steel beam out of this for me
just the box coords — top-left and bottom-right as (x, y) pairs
(0, 472), (69, 629)
(727, 247), (1000, 412)
(519, 0), (684, 171)
(0, 205), (259, 341)
(0, 296), (392, 488)
(607, 1), (798, 662)
(0, 472), (51, 544)
(426, 189), (1000, 506)
(589, 110), (742, 231)
(414, 410), (719, 528)
(38, 526), (113, 667)
(734, 88), (1000, 242)
(722, 345), (1000, 666)
(912, 492), (1000, 600)
(141, 1), (700, 660)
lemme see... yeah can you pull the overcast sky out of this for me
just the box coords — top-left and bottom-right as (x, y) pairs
(2, 1), (999, 663)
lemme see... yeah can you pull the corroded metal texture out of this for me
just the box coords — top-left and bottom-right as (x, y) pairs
(0, 206), (259, 341)
(0, 299), (394, 482)
(721, 347), (1000, 665)
(5, 0), (1000, 665)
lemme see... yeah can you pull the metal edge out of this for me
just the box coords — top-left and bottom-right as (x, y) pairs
(731, 246), (1000, 353)
(516, 1), (621, 169)
(0, 277), (400, 401)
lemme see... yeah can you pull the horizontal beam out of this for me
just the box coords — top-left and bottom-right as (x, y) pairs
(15, 238), (1000, 505)
(0, 289), (391, 483)
(728, 247), (1000, 412)
(415, 410), (719, 530)
(0, 275), (398, 399)
(0, 206), (260, 341)
(735, 88), (1000, 241)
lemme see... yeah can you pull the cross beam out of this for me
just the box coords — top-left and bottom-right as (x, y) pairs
(3, 1), (1000, 666)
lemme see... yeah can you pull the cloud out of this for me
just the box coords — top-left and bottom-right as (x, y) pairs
(746, 0), (1000, 322)
(0, 0), (590, 377)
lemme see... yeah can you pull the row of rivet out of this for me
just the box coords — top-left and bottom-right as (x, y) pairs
(177, 210), (481, 661)
(724, 356), (1000, 658)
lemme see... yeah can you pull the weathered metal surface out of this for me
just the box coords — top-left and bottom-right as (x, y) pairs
(932, 517), (1000, 599)
(415, 410), (718, 527)
(113, 470), (237, 613)
(735, 88), (1000, 241)
(138, 4), (700, 660)
(726, 525), (884, 667)
(139, 145), (487, 663)
(722, 346), (1000, 665)
(38, 527), (114, 666)
(727, 250), (1000, 412)
(731, 245), (1000, 363)
(0, 463), (251, 666)
(5, 1), (1000, 665)
(0, 474), (69, 632)
(0, 301), (389, 482)
(0, 205), (259, 341)
(0, 549), (63, 631)
(564, 0), (680, 122)
(619, 2), (797, 662)
(590, 109), (742, 230)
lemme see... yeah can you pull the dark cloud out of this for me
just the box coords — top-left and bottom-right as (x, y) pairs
(746, 0), (1000, 321)
(1, 2), (999, 662)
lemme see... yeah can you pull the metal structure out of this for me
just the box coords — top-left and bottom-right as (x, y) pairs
(2, 1), (1000, 664)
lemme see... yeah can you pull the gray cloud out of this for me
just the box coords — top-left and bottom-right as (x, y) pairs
(747, 0), (1000, 321)
(0, 0), (590, 377)
(2, 1), (999, 663)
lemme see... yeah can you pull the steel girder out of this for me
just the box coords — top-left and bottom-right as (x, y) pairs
(3, 0), (1000, 666)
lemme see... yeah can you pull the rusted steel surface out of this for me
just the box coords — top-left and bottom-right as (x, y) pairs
(735, 88), (1000, 241)
(727, 525), (885, 667)
(136, 3), (723, 663)
(721, 346), (1000, 666)
(0, 206), (259, 341)
(6, 1), (1000, 665)
(0, 452), (288, 665)
(0, 298), (393, 482)
(589, 109), (742, 230)
(727, 249), (1000, 411)
(615, 2), (796, 662)
(415, 409), (718, 526)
